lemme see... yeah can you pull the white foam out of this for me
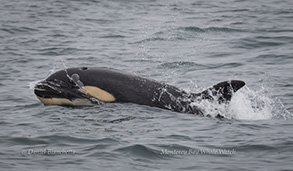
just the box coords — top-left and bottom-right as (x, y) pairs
(192, 86), (291, 120)
(28, 66), (58, 90)
(28, 80), (41, 90)
(228, 86), (273, 120)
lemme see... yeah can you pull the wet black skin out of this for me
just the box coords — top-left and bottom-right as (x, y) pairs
(34, 67), (245, 116)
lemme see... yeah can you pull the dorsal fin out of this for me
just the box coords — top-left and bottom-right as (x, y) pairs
(197, 80), (245, 103)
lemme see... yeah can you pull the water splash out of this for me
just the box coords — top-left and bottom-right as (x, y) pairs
(194, 86), (292, 120)
(228, 86), (273, 120)
(28, 80), (41, 90)
(28, 59), (65, 90)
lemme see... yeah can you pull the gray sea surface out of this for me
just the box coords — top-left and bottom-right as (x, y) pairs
(0, 0), (293, 170)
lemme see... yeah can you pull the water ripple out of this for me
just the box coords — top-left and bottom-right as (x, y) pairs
(179, 26), (244, 33)
(158, 61), (207, 69)
(114, 144), (163, 159)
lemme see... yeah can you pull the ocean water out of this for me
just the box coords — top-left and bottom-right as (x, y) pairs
(0, 0), (293, 170)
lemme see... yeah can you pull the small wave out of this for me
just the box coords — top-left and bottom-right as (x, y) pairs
(179, 26), (244, 33)
(100, 34), (126, 39)
(256, 29), (293, 33)
(207, 62), (243, 69)
(235, 38), (285, 49)
(36, 47), (83, 56)
(1, 26), (38, 34)
(160, 134), (192, 141)
(38, 135), (105, 145)
(251, 54), (291, 64)
(133, 26), (243, 44)
(234, 144), (275, 152)
(83, 138), (120, 152)
(114, 144), (163, 159)
(159, 61), (243, 71)
(255, 36), (293, 41)
(133, 37), (166, 44)
(158, 61), (207, 69)
(5, 137), (48, 145)
(85, 116), (137, 123)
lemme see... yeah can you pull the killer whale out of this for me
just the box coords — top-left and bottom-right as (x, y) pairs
(34, 67), (245, 116)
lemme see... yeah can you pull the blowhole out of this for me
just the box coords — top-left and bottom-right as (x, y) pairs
(81, 67), (88, 70)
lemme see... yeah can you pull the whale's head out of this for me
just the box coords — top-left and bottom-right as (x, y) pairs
(34, 70), (92, 106)
(34, 68), (116, 106)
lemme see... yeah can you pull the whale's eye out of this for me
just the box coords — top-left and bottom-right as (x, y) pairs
(81, 67), (88, 70)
